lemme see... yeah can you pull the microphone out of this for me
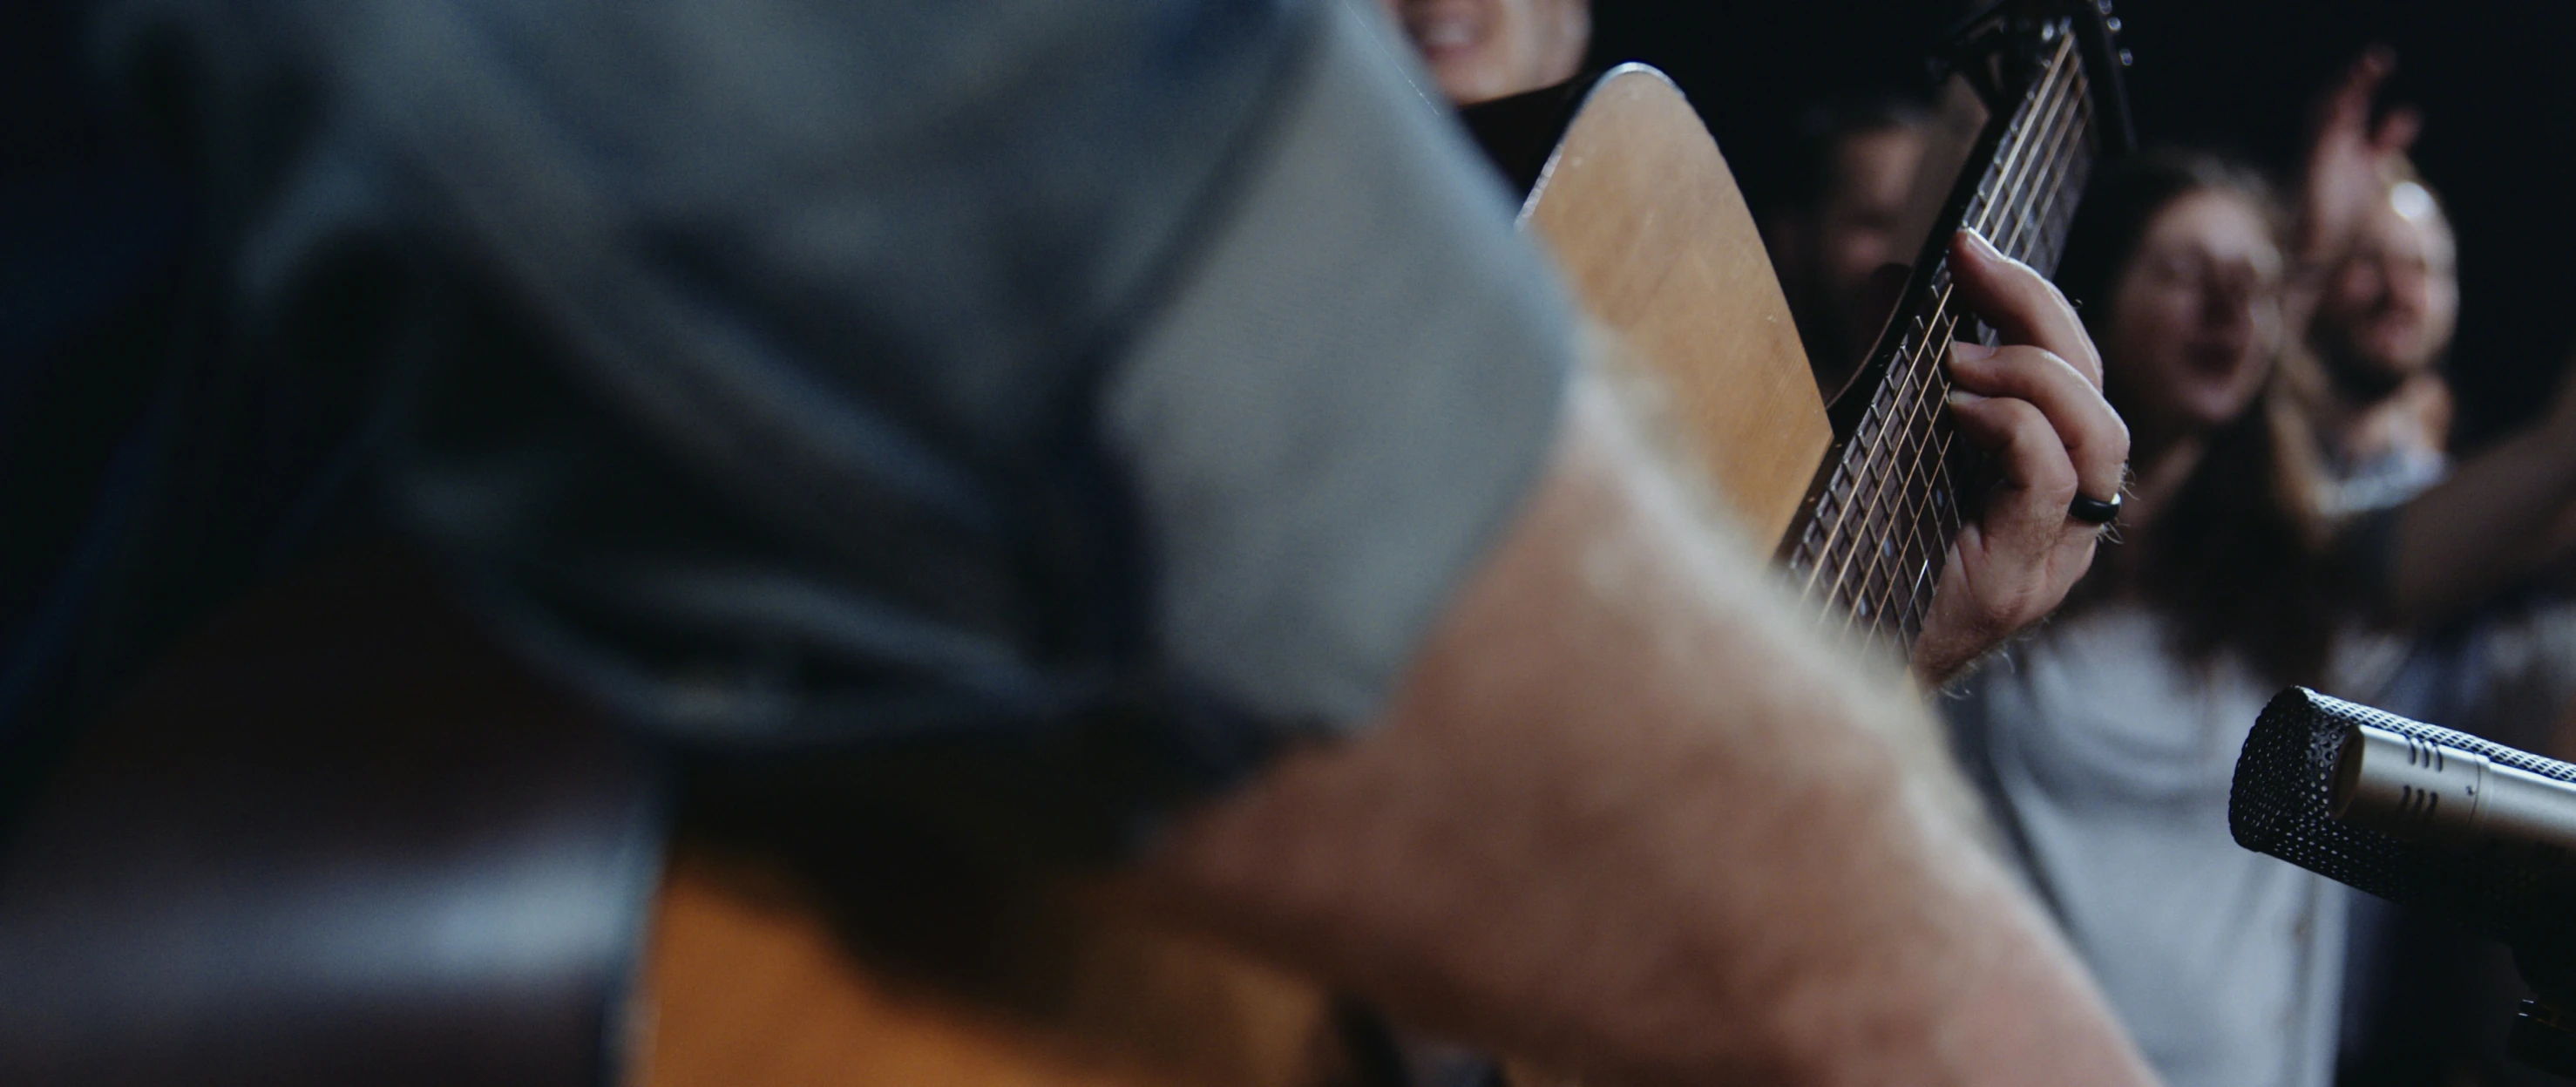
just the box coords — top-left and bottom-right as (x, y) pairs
(2232, 689), (2576, 1077)
(2330, 720), (2576, 853)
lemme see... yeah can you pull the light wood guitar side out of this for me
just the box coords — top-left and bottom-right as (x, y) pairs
(1519, 65), (1832, 546)
(638, 844), (1352, 1087)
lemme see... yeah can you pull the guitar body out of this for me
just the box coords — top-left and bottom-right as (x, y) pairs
(1515, 65), (1832, 547)
(636, 823), (1352, 1087)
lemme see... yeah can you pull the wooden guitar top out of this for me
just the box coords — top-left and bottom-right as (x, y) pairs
(637, 838), (1352, 1087)
(1519, 65), (1832, 546)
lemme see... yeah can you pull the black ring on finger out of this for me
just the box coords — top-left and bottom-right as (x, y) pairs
(2068, 492), (2122, 526)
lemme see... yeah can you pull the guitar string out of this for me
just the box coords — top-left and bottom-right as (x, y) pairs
(1840, 48), (2092, 647)
(2020, 88), (2097, 276)
(1844, 64), (2081, 646)
(1852, 62), (2096, 642)
(1802, 80), (2062, 653)
(2029, 65), (2103, 269)
(1867, 50), (2085, 634)
(1842, 309), (1959, 647)
(1997, 91), (2091, 275)
(1853, 55), (2093, 641)
(1861, 48), (2093, 638)
(1796, 30), (2085, 640)
(1810, 34), (2084, 642)
(1799, 30), (2083, 623)
(1874, 51), (2091, 635)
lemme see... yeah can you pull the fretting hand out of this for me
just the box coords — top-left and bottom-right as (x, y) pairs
(1913, 230), (2129, 686)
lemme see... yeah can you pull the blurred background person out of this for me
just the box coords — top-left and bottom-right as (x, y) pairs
(1758, 98), (1928, 397)
(2283, 50), (2448, 518)
(2276, 53), (2576, 641)
(1943, 150), (2356, 1087)
(1379, 0), (1941, 407)
(2295, 169), (2454, 514)
(1941, 106), (2576, 1087)
(1379, 0), (1589, 104)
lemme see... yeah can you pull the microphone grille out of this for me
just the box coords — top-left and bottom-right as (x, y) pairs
(2230, 688), (2576, 952)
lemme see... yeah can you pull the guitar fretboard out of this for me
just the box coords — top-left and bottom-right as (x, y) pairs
(1781, 22), (2102, 660)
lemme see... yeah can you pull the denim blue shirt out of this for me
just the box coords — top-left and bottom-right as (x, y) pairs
(84, 0), (1572, 853)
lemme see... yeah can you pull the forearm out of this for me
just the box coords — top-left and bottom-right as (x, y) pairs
(2390, 418), (2576, 622)
(1123, 373), (2154, 1085)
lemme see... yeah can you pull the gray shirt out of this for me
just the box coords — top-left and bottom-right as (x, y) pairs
(1947, 606), (2347, 1087)
(85, 0), (1574, 854)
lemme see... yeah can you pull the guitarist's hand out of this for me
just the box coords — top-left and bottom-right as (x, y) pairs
(1914, 229), (2128, 686)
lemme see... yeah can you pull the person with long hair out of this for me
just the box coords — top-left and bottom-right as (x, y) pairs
(1946, 126), (2576, 1082)
(1943, 150), (2355, 1087)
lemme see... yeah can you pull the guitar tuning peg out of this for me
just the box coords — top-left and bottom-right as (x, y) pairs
(2118, 48), (2134, 65)
(2105, 16), (2122, 32)
(2097, 0), (2114, 13)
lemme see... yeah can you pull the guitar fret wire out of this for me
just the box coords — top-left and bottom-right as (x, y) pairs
(1835, 331), (1942, 638)
(1832, 295), (1962, 644)
(1878, 311), (1967, 637)
(1846, 304), (1964, 642)
(1816, 37), (2084, 636)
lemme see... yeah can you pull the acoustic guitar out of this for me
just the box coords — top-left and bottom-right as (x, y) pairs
(1505, 3), (2132, 664)
(0, 3), (2129, 1084)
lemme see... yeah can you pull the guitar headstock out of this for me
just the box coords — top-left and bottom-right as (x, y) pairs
(2096, 0), (2134, 71)
(1935, 0), (2139, 159)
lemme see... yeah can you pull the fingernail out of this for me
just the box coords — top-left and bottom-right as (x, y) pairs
(1951, 341), (1997, 363)
(1959, 228), (2001, 259)
(1946, 390), (1990, 409)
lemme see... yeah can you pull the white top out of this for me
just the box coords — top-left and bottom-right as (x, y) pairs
(1945, 605), (2347, 1087)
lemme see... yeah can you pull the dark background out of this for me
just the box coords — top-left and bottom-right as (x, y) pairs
(10, 1), (2572, 448)
(1591, 0), (2576, 449)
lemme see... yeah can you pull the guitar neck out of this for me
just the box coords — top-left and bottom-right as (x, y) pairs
(1778, 3), (2130, 661)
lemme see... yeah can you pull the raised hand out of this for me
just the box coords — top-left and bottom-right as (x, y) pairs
(2299, 47), (2423, 267)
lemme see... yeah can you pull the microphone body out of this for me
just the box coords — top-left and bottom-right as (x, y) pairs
(2233, 689), (2576, 1077)
(2331, 721), (2576, 854)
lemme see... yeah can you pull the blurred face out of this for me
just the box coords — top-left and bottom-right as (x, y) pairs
(2315, 183), (2458, 393)
(1381, 0), (1590, 105)
(2100, 190), (2285, 440)
(1813, 126), (1926, 345)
